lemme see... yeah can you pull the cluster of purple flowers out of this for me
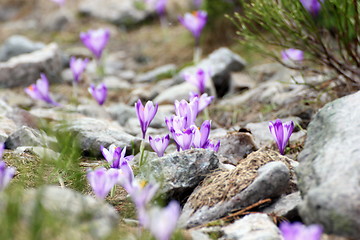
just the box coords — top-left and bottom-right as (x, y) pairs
(0, 143), (16, 192)
(165, 94), (219, 152)
(87, 143), (180, 240)
(25, 28), (110, 106)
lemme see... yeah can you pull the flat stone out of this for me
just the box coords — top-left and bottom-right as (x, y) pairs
(296, 90), (360, 238)
(220, 213), (282, 240)
(135, 64), (177, 83)
(179, 152), (291, 228)
(59, 117), (142, 156)
(0, 35), (45, 62)
(0, 43), (63, 88)
(261, 192), (302, 220)
(5, 126), (56, 150)
(153, 82), (197, 104)
(78, 0), (151, 26)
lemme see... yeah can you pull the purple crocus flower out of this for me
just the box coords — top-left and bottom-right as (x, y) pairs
(88, 83), (107, 105)
(117, 161), (134, 193)
(0, 144), (16, 191)
(70, 57), (89, 83)
(281, 49), (304, 62)
(148, 201), (181, 240)
(155, 0), (167, 16)
(300, 0), (323, 16)
(205, 140), (220, 152)
(191, 120), (211, 148)
(135, 99), (159, 139)
(128, 181), (159, 226)
(25, 73), (59, 106)
(280, 222), (323, 240)
(174, 98), (199, 128)
(171, 127), (194, 151)
(189, 92), (214, 112)
(149, 134), (170, 157)
(184, 68), (210, 94)
(87, 167), (119, 199)
(165, 115), (187, 133)
(269, 119), (295, 155)
(179, 11), (207, 44)
(80, 28), (110, 60)
(101, 145), (134, 169)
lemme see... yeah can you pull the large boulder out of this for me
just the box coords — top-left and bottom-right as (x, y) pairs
(296, 90), (360, 238)
(0, 43), (63, 88)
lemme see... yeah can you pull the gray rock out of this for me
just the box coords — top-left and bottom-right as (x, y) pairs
(5, 126), (56, 149)
(0, 35), (45, 62)
(153, 82), (197, 104)
(296, 90), (360, 238)
(15, 146), (61, 160)
(23, 186), (119, 239)
(0, 43), (63, 88)
(220, 213), (282, 240)
(135, 64), (176, 83)
(103, 76), (131, 90)
(107, 103), (136, 126)
(178, 48), (247, 97)
(212, 132), (258, 165)
(144, 149), (219, 201)
(79, 0), (150, 26)
(60, 117), (142, 156)
(0, 115), (17, 142)
(179, 161), (290, 228)
(261, 192), (302, 220)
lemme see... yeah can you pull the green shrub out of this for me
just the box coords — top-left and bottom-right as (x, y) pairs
(231, 0), (360, 90)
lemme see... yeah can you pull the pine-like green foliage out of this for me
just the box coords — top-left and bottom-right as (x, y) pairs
(231, 0), (360, 88)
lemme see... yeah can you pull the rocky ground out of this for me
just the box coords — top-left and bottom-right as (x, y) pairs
(0, 0), (358, 240)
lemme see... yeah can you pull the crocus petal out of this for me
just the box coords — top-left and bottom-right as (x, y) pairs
(149, 134), (170, 157)
(269, 119), (294, 155)
(281, 49), (304, 62)
(280, 222), (323, 240)
(87, 167), (119, 199)
(88, 83), (107, 105)
(135, 100), (158, 139)
(148, 200), (181, 240)
(299, 0), (323, 16)
(80, 28), (110, 59)
(70, 57), (89, 83)
(0, 161), (15, 191)
(179, 11), (207, 40)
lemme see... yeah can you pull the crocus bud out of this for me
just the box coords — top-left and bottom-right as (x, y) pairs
(179, 11), (207, 42)
(135, 100), (158, 139)
(25, 73), (59, 106)
(88, 83), (107, 105)
(70, 57), (89, 83)
(80, 28), (110, 60)
(269, 119), (294, 155)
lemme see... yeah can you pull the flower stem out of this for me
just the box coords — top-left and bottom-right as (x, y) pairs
(139, 140), (146, 168)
